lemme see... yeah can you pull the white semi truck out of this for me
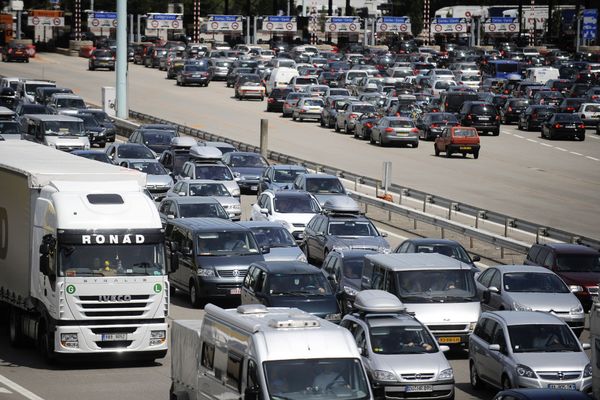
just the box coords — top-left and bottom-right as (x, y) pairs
(0, 141), (169, 361)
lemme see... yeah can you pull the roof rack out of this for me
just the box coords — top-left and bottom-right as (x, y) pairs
(354, 290), (407, 314)
(189, 145), (223, 161)
(170, 136), (197, 149)
(322, 197), (361, 215)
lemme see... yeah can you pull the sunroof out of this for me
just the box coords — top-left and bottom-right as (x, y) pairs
(86, 194), (124, 204)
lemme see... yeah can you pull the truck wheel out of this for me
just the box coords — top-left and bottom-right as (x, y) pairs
(9, 307), (25, 347)
(38, 322), (56, 364)
(189, 281), (202, 309)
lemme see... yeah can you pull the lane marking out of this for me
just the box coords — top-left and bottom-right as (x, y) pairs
(504, 132), (512, 135)
(514, 134), (524, 138)
(0, 387), (12, 394)
(526, 138), (537, 143)
(586, 156), (599, 161)
(555, 147), (568, 152)
(589, 135), (599, 140)
(570, 152), (583, 156)
(540, 143), (552, 147)
(0, 374), (45, 400)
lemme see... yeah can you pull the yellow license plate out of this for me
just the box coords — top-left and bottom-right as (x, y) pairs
(438, 337), (461, 344)
(459, 146), (472, 150)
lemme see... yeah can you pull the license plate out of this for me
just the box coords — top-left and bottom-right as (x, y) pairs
(101, 333), (127, 341)
(230, 288), (241, 295)
(438, 337), (461, 343)
(566, 125), (576, 128)
(406, 385), (433, 393)
(250, 185), (258, 191)
(459, 146), (472, 150)
(479, 117), (490, 121)
(548, 384), (576, 390)
(397, 133), (408, 136)
(193, 74), (201, 77)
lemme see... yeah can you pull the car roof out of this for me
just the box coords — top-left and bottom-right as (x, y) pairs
(363, 314), (422, 329)
(539, 243), (599, 254)
(406, 238), (464, 246)
(302, 173), (338, 179)
(164, 196), (220, 205)
(264, 189), (313, 197)
(169, 217), (247, 231)
(493, 264), (555, 274)
(270, 164), (306, 170)
(330, 249), (378, 258)
(365, 253), (470, 271)
(237, 221), (288, 229)
(24, 115), (82, 122)
(252, 261), (321, 274)
(484, 310), (565, 326)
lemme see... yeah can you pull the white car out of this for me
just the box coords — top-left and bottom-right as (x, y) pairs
(166, 179), (241, 221)
(578, 103), (600, 128)
(250, 190), (321, 242)
(292, 97), (325, 122)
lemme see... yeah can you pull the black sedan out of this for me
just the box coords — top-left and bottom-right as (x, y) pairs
(541, 113), (585, 141)
(416, 112), (459, 141)
(499, 98), (529, 124)
(266, 88), (292, 113)
(517, 105), (556, 131)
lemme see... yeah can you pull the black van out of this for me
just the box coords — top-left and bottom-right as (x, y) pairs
(440, 92), (479, 114)
(165, 218), (266, 307)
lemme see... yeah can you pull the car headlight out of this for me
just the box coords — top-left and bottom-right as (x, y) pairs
(231, 188), (241, 197)
(325, 313), (341, 321)
(373, 370), (396, 382)
(343, 285), (358, 297)
(516, 364), (536, 379)
(380, 246), (391, 254)
(570, 285), (584, 293)
(198, 268), (215, 277)
(512, 301), (532, 311)
(584, 363), (592, 378)
(296, 253), (307, 262)
(469, 322), (477, 331)
(571, 305), (584, 314)
(438, 368), (454, 380)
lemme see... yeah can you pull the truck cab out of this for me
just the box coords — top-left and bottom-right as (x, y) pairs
(22, 114), (90, 151)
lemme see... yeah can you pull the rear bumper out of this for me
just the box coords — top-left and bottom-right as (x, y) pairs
(448, 144), (480, 153)
(181, 77), (209, 84)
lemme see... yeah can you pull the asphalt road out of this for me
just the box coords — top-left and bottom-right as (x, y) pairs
(1, 53), (599, 240)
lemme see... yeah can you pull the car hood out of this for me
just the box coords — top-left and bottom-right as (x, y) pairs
(46, 136), (89, 147)
(270, 182), (295, 190)
(196, 253), (264, 268)
(507, 292), (581, 312)
(407, 301), (480, 325)
(272, 212), (315, 226)
(374, 352), (451, 378)
(313, 193), (347, 206)
(513, 351), (589, 371)
(329, 236), (390, 251)
(556, 271), (600, 286)
(213, 196), (239, 206)
(262, 247), (305, 262)
(232, 166), (265, 178)
(146, 174), (173, 186)
(268, 295), (339, 316)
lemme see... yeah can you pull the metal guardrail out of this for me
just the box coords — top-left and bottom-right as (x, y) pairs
(116, 110), (600, 252)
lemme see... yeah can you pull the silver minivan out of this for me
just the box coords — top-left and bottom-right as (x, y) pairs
(341, 290), (455, 400)
(469, 311), (592, 393)
(361, 253), (480, 349)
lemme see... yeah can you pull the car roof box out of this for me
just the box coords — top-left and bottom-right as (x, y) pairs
(171, 136), (197, 149)
(323, 196), (360, 214)
(354, 290), (406, 313)
(189, 145), (223, 160)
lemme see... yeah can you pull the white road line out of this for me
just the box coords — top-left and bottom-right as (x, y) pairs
(555, 147), (568, 152)
(540, 143), (553, 147)
(589, 135), (599, 140)
(0, 387), (12, 394)
(0, 374), (45, 400)
(526, 139), (537, 143)
(586, 156), (600, 161)
(514, 134), (524, 138)
(504, 132), (512, 135)
(570, 152), (583, 156)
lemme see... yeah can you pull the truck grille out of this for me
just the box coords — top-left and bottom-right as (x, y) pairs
(96, 340), (133, 349)
(217, 269), (248, 278)
(428, 324), (468, 331)
(75, 295), (152, 318)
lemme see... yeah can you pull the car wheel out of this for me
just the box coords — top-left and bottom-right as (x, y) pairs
(473, 150), (479, 159)
(548, 129), (553, 140)
(527, 122), (532, 131)
(445, 149), (452, 158)
(517, 120), (522, 130)
(353, 128), (359, 138)
(578, 133), (585, 141)
(369, 132), (376, 144)
(378, 136), (385, 147)
(470, 362), (484, 390)
(328, 117), (334, 129)
(493, 130), (499, 136)
(344, 123), (349, 134)
(320, 117), (325, 127)
(434, 144), (440, 156)
(334, 121), (340, 132)
(189, 281), (202, 309)
(501, 114), (507, 124)
(413, 141), (419, 148)
(501, 375), (513, 390)
(292, 114), (297, 121)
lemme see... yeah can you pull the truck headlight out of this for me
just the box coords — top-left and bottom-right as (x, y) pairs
(584, 363), (592, 378)
(438, 368), (453, 380)
(61, 333), (79, 348)
(150, 330), (166, 346)
(325, 313), (341, 321)
(469, 322), (477, 331)
(198, 268), (215, 277)
(516, 364), (536, 379)
(373, 370), (396, 382)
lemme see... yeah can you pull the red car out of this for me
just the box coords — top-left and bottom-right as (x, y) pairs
(434, 126), (480, 159)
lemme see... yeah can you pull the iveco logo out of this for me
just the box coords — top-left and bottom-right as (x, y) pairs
(99, 295), (132, 302)
(232, 270), (239, 277)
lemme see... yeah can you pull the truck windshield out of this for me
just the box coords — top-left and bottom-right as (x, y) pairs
(264, 358), (369, 400)
(394, 270), (477, 302)
(370, 325), (438, 354)
(43, 121), (85, 136)
(59, 243), (165, 277)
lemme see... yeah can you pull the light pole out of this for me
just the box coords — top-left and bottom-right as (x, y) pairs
(423, 0), (430, 45)
(74, 0), (81, 40)
(193, 0), (200, 43)
(116, 0), (127, 118)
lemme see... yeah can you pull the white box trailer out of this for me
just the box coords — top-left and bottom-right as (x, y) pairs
(0, 141), (169, 361)
(171, 304), (374, 400)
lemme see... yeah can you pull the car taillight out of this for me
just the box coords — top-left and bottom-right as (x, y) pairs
(410, 128), (419, 133)
(592, 95), (599, 100)
(91, 56), (96, 60)
(432, 108), (439, 112)
(566, 107), (574, 112)
(8, 48), (12, 54)
(112, 56), (115, 60)
(554, 123), (562, 128)
(300, 109), (306, 113)
(430, 123), (439, 128)
(385, 127), (394, 133)
(268, 98), (275, 103)
(578, 124), (585, 129)
(349, 113), (358, 119)
(365, 122), (373, 128)
(496, 115), (500, 120)
(504, 90), (510, 94)
(551, 87), (556, 91)
(508, 106), (513, 112)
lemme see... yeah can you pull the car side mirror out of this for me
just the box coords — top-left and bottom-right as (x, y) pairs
(167, 214), (175, 219)
(327, 274), (337, 283)
(582, 343), (591, 350)
(488, 344), (501, 352)
(488, 286), (500, 294)
(263, 177), (270, 183)
(178, 192), (187, 196)
(472, 255), (481, 262)
(182, 246), (193, 256)
(260, 246), (270, 254)
(439, 345), (450, 352)
(380, 232), (388, 238)
(260, 207), (269, 215)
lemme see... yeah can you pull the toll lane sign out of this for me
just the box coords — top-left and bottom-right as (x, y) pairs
(262, 16), (296, 32)
(430, 18), (468, 34)
(325, 17), (361, 33)
(483, 17), (519, 33)
(207, 15), (243, 32)
(376, 17), (411, 33)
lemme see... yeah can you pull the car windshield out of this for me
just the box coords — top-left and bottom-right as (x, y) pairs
(194, 165), (234, 180)
(296, 78), (315, 85)
(79, 114), (100, 128)
(117, 145), (154, 159)
(394, 270), (477, 302)
(453, 128), (477, 137)
(143, 131), (175, 145)
(250, 226), (296, 248)
(274, 195), (320, 213)
(196, 231), (259, 256)
(267, 273), (332, 295)
(353, 105), (376, 114)
(305, 178), (345, 194)
(43, 121), (85, 136)
(511, 100), (529, 107)
(370, 325), (437, 355)
(188, 183), (230, 196)
(342, 258), (364, 279)
(328, 221), (378, 237)
(59, 243), (165, 277)
(503, 272), (570, 293)
(556, 254), (600, 272)
(240, 76), (261, 84)
(94, 50), (112, 57)
(508, 324), (580, 353)
(56, 98), (86, 108)
(264, 358), (369, 400)
(304, 99), (324, 107)
(129, 162), (167, 175)
(0, 121), (20, 134)
(585, 105), (600, 112)
(178, 203), (229, 219)
(554, 114), (581, 122)
(413, 244), (472, 263)
(273, 169), (305, 183)
(430, 114), (457, 123)
(228, 154), (268, 167)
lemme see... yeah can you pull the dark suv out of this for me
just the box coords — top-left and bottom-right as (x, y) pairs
(499, 98), (529, 124)
(458, 101), (500, 136)
(524, 243), (600, 311)
(266, 88), (292, 113)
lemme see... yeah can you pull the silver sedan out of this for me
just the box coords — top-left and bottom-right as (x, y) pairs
(370, 116), (419, 148)
(292, 98), (324, 122)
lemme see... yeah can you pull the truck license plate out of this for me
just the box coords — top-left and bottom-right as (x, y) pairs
(102, 333), (127, 341)
(548, 384), (576, 390)
(459, 146), (472, 150)
(406, 385), (433, 392)
(230, 288), (241, 295)
(438, 337), (461, 343)
(250, 186), (258, 191)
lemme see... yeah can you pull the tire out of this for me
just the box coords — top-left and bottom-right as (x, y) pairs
(334, 121), (340, 132)
(38, 321), (55, 364)
(462, 152), (467, 157)
(292, 115), (297, 121)
(470, 362), (484, 390)
(446, 149), (452, 158)
(413, 141), (419, 148)
(89, 65), (94, 71)
(378, 136), (385, 147)
(189, 281), (202, 309)
(493, 130), (499, 136)
(434, 144), (440, 156)
(328, 117), (334, 129)
(9, 307), (25, 347)
(473, 150), (479, 159)
(578, 133), (585, 141)
(320, 117), (325, 127)
(548, 129), (553, 140)
(369, 132), (376, 144)
(501, 375), (513, 390)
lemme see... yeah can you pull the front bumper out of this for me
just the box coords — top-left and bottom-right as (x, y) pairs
(515, 375), (591, 393)
(237, 180), (260, 192)
(372, 380), (454, 400)
(197, 276), (244, 298)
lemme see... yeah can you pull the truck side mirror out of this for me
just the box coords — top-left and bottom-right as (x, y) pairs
(244, 386), (259, 400)
(39, 254), (50, 276)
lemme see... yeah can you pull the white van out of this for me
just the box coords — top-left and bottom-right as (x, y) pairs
(170, 304), (374, 400)
(524, 67), (559, 84)
(361, 253), (480, 349)
(266, 67), (299, 94)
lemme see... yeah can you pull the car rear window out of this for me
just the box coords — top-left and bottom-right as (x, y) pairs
(584, 105), (600, 112)
(511, 100), (529, 107)
(295, 78), (315, 85)
(555, 114), (581, 122)
(453, 128), (477, 137)
(388, 119), (413, 128)
(304, 99), (324, 106)
(353, 105), (376, 113)
(472, 105), (497, 115)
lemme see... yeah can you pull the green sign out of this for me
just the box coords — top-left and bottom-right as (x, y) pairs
(153, 283), (162, 293)
(66, 284), (76, 294)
